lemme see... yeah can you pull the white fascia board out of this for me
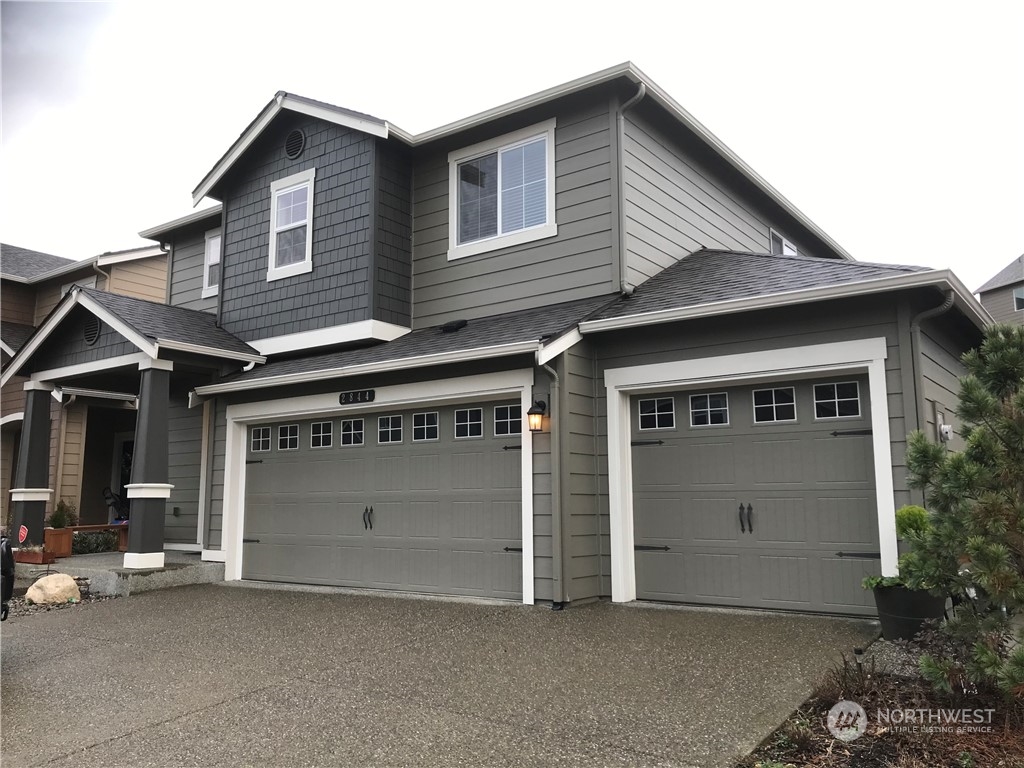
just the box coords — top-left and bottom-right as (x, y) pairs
(251, 320), (411, 356)
(0, 412), (24, 427)
(194, 340), (540, 396)
(0, 293), (78, 386)
(29, 353), (151, 384)
(21, 259), (96, 285)
(537, 327), (583, 365)
(139, 205), (223, 240)
(76, 292), (159, 356)
(280, 95), (389, 139)
(96, 246), (166, 267)
(0, 340), (15, 357)
(580, 270), (991, 335)
(155, 338), (265, 364)
(56, 386), (137, 403)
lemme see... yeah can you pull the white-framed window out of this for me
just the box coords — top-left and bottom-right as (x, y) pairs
(638, 398), (675, 430)
(61, 275), (97, 295)
(753, 387), (797, 423)
(769, 229), (798, 256)
(278, 424), (299, 450)
(250, 426), (271, 452)
(202, 228), (222, 298)
(1014, 286), (1024, 312)
(268, 167), (315, 282)
(413, 412), (439, 442)
(447, 119), (557, 261)
(454, 408), (483, 439)
(689, 393), (729, 426)
(340, 418), (364, 446)
(814, 382), (861, 419)
(494, 404), (521, 436)
(378, 415), (402, 444)
(310, 421), (333, 448)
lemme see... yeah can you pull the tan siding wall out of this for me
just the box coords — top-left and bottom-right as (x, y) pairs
(33, 270), (107, 325)
(980, 283), (1023, 326)
(56, 403), (87, 510)
(1, 428), (17, 526)
(1, 379), (27, 418)
(109, 256), (168, 303)
(1, 283), (35, 325)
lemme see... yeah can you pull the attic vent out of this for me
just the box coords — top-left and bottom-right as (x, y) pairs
(440, 319), (468, 334)
(284, 129), (305, 160)
(84, 316), (100, 346)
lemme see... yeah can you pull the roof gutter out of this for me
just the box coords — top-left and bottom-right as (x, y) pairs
(579, 270), (993, 335)
(193, 340), (540, 396)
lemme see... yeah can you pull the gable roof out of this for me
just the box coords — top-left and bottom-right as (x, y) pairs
(0, 321), (35, 357)
(194, 294), (616, 395)
(187, 63), (850, 261)
(976, 254), (1023, 293)
(579, 250), (990, 332)
(139, 205), (223, 241)
(1, 244), (76, 281)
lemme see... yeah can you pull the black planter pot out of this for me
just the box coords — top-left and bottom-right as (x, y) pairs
(872, 585), (946, 641)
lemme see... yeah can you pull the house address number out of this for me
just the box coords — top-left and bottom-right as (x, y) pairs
(339, 389), (375, 405)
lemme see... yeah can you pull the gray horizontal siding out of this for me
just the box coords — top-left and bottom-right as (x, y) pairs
(412, 100), (616, 328)
(206, 398), (227, 549)
(170, 229), (218, 313)
(979, 283), (1023, 326)
(919, 327), (968, 451)
(165, 396), (203, 544)
(565, 339), (601, 601)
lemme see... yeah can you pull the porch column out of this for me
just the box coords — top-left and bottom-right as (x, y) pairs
(10, 382), (54, 547)
(124, 360), (174, 569)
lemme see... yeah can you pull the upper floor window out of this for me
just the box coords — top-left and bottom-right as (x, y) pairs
(447, 120), (557, 261)
(1014, 286), (1024, 311)
(268, 168), (315, 282)
(203, 228), (221, 298)
(769, 229), (798, 256)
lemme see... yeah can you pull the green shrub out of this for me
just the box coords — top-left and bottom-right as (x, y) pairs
(72, 530), (118, 555)
(48, 499), (78, 529)
(895, 504), (929, 538)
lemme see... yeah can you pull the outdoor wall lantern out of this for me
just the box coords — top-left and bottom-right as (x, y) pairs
(527, 401), (547, 433)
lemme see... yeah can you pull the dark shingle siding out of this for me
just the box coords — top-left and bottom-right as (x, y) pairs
(29, 306), (138, 372)
(218, 114), (375, 341)
(0, 244), (76, 280)
(374, 142), (412, 326)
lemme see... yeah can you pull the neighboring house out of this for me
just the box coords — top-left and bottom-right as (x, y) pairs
(976, 254), (1024, 325)
(3, 64), (991, 615)
(0, 244), (168, 529)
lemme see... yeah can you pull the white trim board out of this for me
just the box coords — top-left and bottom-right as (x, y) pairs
(602, 337), (897, 604)
(251, 320), (411, 356)
(0, 412), (24, 427)
(220, 370), (536, 604)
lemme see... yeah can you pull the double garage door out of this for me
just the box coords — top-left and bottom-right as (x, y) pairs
(243, 400), (523, 600)
(632, 376), (881, 615)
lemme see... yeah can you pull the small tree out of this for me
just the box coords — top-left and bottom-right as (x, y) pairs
(902, 323), (1024, 699)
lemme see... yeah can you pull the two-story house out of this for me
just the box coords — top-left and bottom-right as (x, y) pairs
(1, 244), (168, 530)
(977, 255), (1023, 325)
(3, 64), (990, 614)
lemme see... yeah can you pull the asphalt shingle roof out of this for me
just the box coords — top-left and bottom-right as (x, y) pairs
(1, 321), (35, 353)
(226, 294), (618, 383)
(976, 255), (1024, 294)
(590, 250), (931, 322)
(0, 244), (76, 280)
(79, 287), (260, 357)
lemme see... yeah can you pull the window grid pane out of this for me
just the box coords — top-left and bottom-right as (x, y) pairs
(251, 427), (271, 452)
(814, 382), (861, 419)
(340, 419), (364, 446)
(311, 421), (333, 449)
(494, 404), (522, 435)
(639, 398), (675, 430)
(278, 424), (299, 450)
(413, 412), (439, 442)
(753, 388), (797, 423)
(378, 415), (402, 444)
(455, 408), (483, 438)
(689, 393), (729, 427)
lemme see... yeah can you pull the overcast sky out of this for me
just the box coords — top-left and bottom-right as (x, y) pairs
(1, 0), (1021, 292)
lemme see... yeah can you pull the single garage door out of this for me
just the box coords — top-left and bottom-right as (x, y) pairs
(243, 401), (523, 600)
(631, 376), (881, 615)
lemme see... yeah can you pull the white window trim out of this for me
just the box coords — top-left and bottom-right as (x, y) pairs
(494, 404), (522, 436)
(454, 407), (484, 439)
(447, 119), (557, 261)
(1014, 286), (1024, 312)
(378, 415), (403, 444)
(412, 411), (440, 442)
(637, 397), (675, 431)
(278, 424), (299, 451)
(603, 338), (897, 604)
(220, 370), (535, 603)
(769, 228), (798, 256)
(310, 421), (333, 449)
(340, 418), (365, 447)
(813, 381), (862, 421)
(752, 386), (798, 424)
(268, 167), (315, 282)
(250, 426), (271, 453)
(202, 228), (222, 298)
(689, 392), (730, 427)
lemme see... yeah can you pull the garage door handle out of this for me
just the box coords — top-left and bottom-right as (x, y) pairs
(242, 538), (260, 543)
(368, 506), (373, 530)
(746, 504), (754, 534)
(738, 504), (746, 533)
(363, 506), (369, 530)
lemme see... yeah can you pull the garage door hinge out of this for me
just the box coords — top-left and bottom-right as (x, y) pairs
(830, 429), (872, 437)
(502, 445), (522, 451)
(503, 546), (523, 552)
(634, 545), (670, 551)
(245, 459), (263, 464)
(630, 439), (665, 446)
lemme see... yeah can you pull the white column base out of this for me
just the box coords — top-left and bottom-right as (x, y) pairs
(125, 483), (174, 499)
(123, 551), (165, 569)
(10, 488), (53, 502)
(201, 549), (226, 562)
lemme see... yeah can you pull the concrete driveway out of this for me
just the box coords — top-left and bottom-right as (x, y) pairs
(1, 584), (876, 767)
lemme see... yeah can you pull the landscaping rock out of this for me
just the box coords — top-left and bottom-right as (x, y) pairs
(26, 573), (81, 605)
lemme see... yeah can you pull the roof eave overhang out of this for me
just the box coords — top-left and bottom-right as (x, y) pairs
(139, 204), (224, 241)
(3, 258), (95, 286)
(193, 340), (540, 396)
(579, 270), (994, 335)
(192, 94), (388, 205)
(96, 246), (166, 267)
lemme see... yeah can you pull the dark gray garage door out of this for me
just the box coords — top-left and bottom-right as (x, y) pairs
(631, 376), (880, 615)
(243, 401), (523, 600)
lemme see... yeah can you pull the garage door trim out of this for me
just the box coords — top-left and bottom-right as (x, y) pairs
(603, 338), (896, 604)
(220, 369), (536, 604)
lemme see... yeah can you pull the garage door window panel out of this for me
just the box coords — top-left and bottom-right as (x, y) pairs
(494, 404), (521, 435)
(753, 387), (796, 423)
(311, 421), (333, 448)
(341, 418), (364, 446)
(455, 408), (483, 439)
(413, 412), (439, 442)
(379, 415), (402, 444)
(251, 426), (271, 452)
(814, 382), (861, 419)
(639, 398), (675, 430)
(689, 393), (729, 427)
(278, 424), (299, 450)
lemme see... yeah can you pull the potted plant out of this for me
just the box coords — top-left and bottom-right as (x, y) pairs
(43, 499), (77, 558)
(863, 504), (946, 640)
(14, 544), (56, 565)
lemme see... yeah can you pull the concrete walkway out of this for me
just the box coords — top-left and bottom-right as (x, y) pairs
(1, 584), (876, 767)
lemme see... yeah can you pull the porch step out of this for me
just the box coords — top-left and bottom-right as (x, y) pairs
(14, 551), (224, 597)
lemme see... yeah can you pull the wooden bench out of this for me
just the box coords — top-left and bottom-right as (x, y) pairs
(69, 524), (129, 553)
